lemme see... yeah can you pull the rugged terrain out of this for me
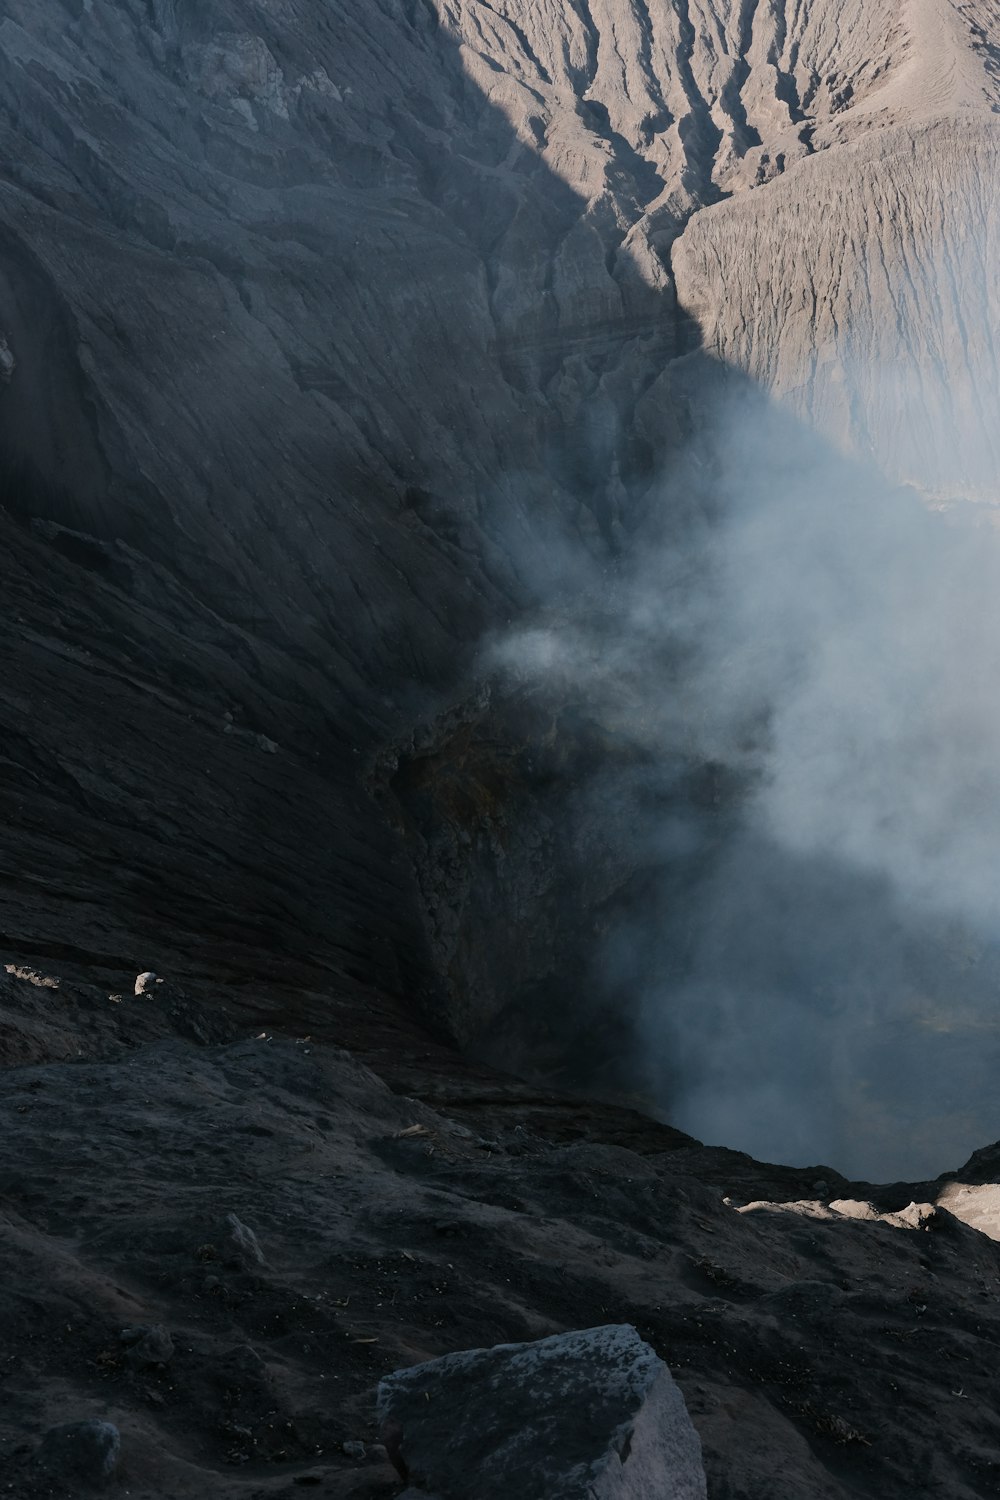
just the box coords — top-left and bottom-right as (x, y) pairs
(2, 0), (1000, 1495)
(6, 961), (1000, 1499)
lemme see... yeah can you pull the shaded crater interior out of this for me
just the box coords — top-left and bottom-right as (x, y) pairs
(376, 664), (749, 1103)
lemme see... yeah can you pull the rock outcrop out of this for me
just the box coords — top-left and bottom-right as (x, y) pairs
(3, 987), (1000, 1500)
(377, 1324), (706, 1499)
(34, 1420), (121, 1489)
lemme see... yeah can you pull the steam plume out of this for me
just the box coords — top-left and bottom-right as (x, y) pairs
(490, 382), (1000, 1181)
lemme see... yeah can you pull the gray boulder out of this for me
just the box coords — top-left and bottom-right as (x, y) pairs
(122, 1323), (174, 1368)
(35, 1420), (120, 1487)
(377, 1324), (706, 1499)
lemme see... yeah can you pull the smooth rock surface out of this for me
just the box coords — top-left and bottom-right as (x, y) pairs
(378, 1324), (706, 1499)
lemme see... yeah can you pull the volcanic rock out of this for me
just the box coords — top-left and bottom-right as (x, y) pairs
(122, 1324), (175, 1368)
(378, 1324), (706, 1500)
(34, 1420), (120, 1488)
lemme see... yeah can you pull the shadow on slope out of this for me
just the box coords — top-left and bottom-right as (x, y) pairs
(0, 2), (998, 1186)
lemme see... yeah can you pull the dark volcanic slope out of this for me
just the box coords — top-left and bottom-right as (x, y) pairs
(0, 0), (689, 1026)
(5, 963), (1000, 1500)
(0, 0), (523, 1003)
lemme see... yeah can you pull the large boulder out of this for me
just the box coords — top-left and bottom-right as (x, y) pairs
(377, 1323), (706, 1499)
(34, 1420), (120, 1488)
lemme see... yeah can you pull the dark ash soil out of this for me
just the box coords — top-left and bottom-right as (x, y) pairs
(3, 961), (1000, 1499)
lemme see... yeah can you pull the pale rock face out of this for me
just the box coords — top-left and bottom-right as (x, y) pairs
(671, 118), (1000, 501)
(937, 1181), (1000, 1240)
(184, 33), (290, 124)
(437, 0), (1000, 498)
(377, 1324), (707, 1500)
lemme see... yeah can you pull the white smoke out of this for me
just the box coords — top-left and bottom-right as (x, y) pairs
(488, 384), (1000, 1181)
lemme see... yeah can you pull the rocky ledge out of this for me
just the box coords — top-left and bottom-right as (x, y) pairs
(3, 961), (1000, 1499)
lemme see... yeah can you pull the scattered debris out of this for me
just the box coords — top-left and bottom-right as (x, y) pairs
(811, 1411), (873, 1447)
(5, 964), (59, 988)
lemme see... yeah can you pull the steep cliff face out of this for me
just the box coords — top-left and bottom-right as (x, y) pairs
(0, 0), (672, 1011)
(2, 2), (995, 1038)
(1, 0), (999, 1152)
(672, 113), (1000, 500)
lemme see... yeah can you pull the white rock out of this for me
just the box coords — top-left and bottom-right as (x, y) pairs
(936, 1182), (1000, 1241)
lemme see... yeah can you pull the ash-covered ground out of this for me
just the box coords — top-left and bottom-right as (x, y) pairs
(4, 959), (1000, 1499)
